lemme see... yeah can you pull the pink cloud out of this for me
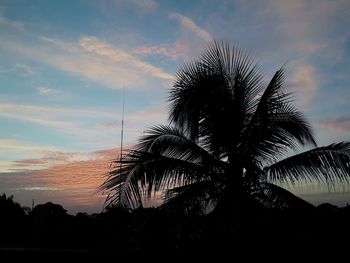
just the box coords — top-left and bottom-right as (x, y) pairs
(11, 150), (109, 171)
(128, 107), (167, 122)
(316, 116), (350, 133)
(287, 64), (319, 109)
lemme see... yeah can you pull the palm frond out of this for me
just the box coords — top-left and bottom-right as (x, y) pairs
(100, 125), (225, 208)
(137, 125), (223, 167)
(161, 179), (222, 215)
(170, 41), (264, 154)
(265, 142), (350, 185)
(242, 68), (316, 162)
(254, 182), (315, 209)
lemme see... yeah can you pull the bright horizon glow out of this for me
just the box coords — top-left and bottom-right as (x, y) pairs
(1, 0), (350, 214)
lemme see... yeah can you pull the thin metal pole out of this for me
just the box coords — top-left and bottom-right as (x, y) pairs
(119, 87), (125, 203)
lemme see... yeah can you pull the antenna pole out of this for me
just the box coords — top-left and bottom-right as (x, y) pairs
(120, 88), (125, 161)
(119, 87), (125, 203)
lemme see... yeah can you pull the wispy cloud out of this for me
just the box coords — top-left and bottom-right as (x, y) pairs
(260, 0), (350, 61)
(0, 103), (116, 128)
(0, 63), (37, 76)
(169, 12), (212, 42)
(14, 63), (37, 76)
(79, 36), (173, 80)
(0, 103), (120, 148)
(112, 0), (158, 12)
(0, 35), (173, 90)
(0, 139), (59, 154)
(37, 87), (60, 95)
(127, 106), (167, 123)
(317, 116), (350, 133)
(12, 149), (107, 171)
(0, 102), (167, 150)
(99, 121), (120, 130)
(0, 139), (61, 172)
(132, 41), (190, 61)
(37, 86), (70, 100)
(0, 15), (24, 30)
(288, 64), (318, 109)
(0, 138), (117, 172)
(0, 103), (115, 118)
(0, 104), (76, 129)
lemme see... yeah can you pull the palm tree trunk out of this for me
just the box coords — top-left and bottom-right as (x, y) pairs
(210, 160), (245, 238)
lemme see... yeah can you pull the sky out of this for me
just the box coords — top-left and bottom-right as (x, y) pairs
(1, 0), (350, 214)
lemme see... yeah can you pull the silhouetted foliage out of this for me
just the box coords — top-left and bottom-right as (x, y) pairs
(0, 195), (349, 259)
(31, 202), (67, 219)
(0, 193), (25, 219)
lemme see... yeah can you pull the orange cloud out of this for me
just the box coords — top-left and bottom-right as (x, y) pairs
(0, 148), (121, 214)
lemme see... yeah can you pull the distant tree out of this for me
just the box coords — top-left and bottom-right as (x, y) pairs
(101, 42), (350, 223)
(0, 193), (25, 219)
(31, 202), (67, 219)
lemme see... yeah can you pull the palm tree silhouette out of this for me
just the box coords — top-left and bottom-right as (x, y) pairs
(101, 42), (350, 219)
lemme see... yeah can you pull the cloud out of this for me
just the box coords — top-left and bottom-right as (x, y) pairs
(79, 36), (173, 80)
(0, 147), (163, 213)
(0, 139), (118, 173)
(0, 139), (62, 172)
(100, 121), (120, 129)
(18, 187), (61, 191)
(0, 139), (60, 155)
(0, 148), (117, 213)
(127, 106), (167, 123)
(0, 103), (117, 132)
(0, 15), (24, 30)
(287, 64), (318, 108)
(14, 63), (37, 76)
(37, 87), (61, 96)
(37, 87), (60, 95)
(0, 103), (122, 150)
(37, 86), (70, 100)
(12, 149), (108, 171)
(317, 116), (350, 133)
(132, 41), (191, 61)
(0, 102), (167, 155)
(5, 113), (71, 129)
(169, 12), (213, 42)
(0, 63), (37, 76)
(0, 103), (115, 119)
(0, 35), (173, 90)
(112, 0), (158, 12)
(260, 0), (350, 61)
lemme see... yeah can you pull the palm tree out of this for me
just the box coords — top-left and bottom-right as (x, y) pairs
(100, 42), (350, 220)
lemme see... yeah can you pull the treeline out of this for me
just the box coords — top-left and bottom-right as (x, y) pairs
(1, 193), (350, 259)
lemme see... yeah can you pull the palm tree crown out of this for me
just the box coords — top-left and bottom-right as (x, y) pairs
(100, 42), (350, 215)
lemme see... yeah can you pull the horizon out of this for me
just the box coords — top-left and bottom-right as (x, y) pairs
(1, 0), (350, 214)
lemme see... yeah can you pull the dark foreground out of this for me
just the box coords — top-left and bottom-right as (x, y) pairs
(1, 202), (349, 260)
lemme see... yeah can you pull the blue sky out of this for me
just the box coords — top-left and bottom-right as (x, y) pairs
(1, 0), (350, 213)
